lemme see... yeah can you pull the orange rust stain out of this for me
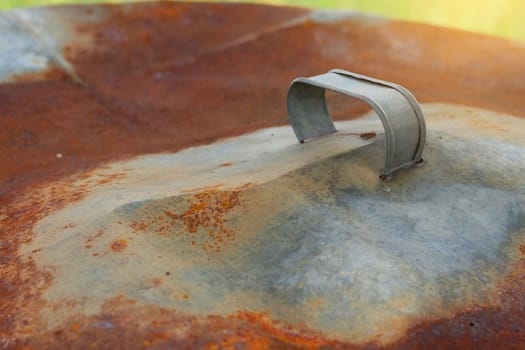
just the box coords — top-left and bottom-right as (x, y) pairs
(18, 328), (33, 334)
(359, 132), (377, 140)
(180, 184), (225, 194)
(70, 2), (308, 84)
(0, 173), (92, 338)
(219, 162), (233, 167)
(12, 299), (361, 349)
(304, 19), (314, 28)
(163, 210), (178, 220)
(129, 221), (149, 232)
(62, 222), (77, 229)
(151, 278), (163, 287)
(110, 238), (128, 252)
(0, 80), (133, 195)
(161, 185), (249, 253)
(175, 189), (240, 234)
(85, 229), (104, 248)
(95, 172), (126, 185)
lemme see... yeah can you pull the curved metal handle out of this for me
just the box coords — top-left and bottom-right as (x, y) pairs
(287, 69), (426, 179)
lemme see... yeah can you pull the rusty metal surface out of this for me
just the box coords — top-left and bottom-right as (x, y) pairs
(1, 2), (525, 349)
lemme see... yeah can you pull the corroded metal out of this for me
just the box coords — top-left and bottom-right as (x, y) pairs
(287, 69), (426, 178)
(1, 2), (525, 350)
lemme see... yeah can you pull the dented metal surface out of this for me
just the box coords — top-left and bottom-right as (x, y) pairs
(1, 2), (525, 349)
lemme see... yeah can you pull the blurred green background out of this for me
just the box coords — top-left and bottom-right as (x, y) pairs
(2, 0), (524, 42)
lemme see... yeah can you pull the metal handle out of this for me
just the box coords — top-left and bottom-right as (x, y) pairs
(287, 69), (426, 179)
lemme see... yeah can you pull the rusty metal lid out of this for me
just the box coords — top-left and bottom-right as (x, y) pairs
(2, 2), (525, 349)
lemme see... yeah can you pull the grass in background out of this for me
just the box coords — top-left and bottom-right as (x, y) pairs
(1, 0), (524, 42)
